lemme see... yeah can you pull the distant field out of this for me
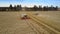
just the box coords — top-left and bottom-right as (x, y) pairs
(0, 11), (60, 34)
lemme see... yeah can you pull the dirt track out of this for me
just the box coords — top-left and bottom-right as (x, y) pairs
(0, 11), (60, 34)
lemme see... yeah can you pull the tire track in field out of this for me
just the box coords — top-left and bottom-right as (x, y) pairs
(24, 20), (38, 34)
(27, 13), (60, 34)
(14, 20), (37, 34)
(25, 19), (50, 34)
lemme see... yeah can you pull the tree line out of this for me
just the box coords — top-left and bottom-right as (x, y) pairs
(0, 4), (59, 11)
(25, 5), (58, 11)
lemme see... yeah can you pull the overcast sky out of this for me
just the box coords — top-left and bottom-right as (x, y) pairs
(0, 0), (60, 7)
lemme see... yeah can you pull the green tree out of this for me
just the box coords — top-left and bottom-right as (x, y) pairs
(9, 4), (13, 10)
(33, 5), (38, 11)
(39, 5), (42, 11)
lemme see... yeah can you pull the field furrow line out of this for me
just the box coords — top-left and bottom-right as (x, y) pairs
(27, 13), (60, 34)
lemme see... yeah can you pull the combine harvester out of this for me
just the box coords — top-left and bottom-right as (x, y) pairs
(21, 14), (30, 20)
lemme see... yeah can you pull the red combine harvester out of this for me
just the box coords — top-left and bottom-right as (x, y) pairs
(21, 14), (30, 20)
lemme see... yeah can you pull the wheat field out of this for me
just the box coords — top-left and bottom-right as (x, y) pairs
(0, 11), (60, 34)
